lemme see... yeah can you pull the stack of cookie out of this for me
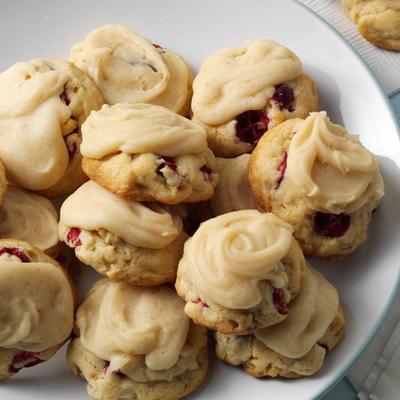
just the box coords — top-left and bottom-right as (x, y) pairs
(0, 21), (385, 400)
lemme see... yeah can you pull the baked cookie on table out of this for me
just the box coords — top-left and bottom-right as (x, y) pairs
(81, 103), (218, 204)
(0, 58), (103, 197)
(191, 39), (318, 157)
(215, 265), (345, 378)
(210, 154), (259, 216)
(0, 185), (60, 256)
(59, 180), (187, 285)
(341, 0), (400, 51)
(249, 111), (384, 259)
(68, 281), (208, 400)
(0, 239), (75, 380)
(71, 24), (193, 115)
(176, 210), (305, 334)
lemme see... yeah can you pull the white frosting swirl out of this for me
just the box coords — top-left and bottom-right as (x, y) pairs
(76, 280), (190, 372)
(81, 103), (208, 159)
(0, 61), (70, 190)
(285, 112), (384, 213)
(0, 186), (59, 252)
(210, 154), (258, 215)
(0, 260), (74, 351)
(255, 265), (339, 358)
(60, 180), (182, 249)
(179, 210), (293, 309)
(192, 40), (302, 125)
(70, 24), (170, 105)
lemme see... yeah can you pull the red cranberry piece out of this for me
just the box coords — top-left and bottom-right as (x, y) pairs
(193, 298), (209, 309)
(200, 165), (211, 180)
(235, 110), (269, 145)
(313, 212), (351, 238)
(152, 43), (163, 49)
(272, 83), (295, 112)
(157, 157), (179, 175)
(67, 228), (82, 247)
(8, 351), (43, 373)
(272, 288), (288, 315)
(274, 151), (288, 189)
(0, 247), (29, 262)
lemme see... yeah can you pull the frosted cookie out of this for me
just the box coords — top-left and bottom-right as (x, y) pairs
(67, 281), (208, 400)
(0, 186), (60, 256)
(215, 265), (345, 378)
(71, 24), (193, 115)
(191, 40), (318, 157)
(0, 59), (103, 197)
(0, 239), (74, 380)
(341, 0), (400, 51)
(59, 181), (187, 285)
(81, 103), (218, 204)
(249, 112), (384, 259)
(210, 154), (259, 216)
(176, 210), (305, 334)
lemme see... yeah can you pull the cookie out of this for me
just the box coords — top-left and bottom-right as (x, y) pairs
(59, 180), (187, 285)
(341, 0), (400, 51)
(81, 103), (218, 204)
(0, 59), (104, 197)
(215, 265), (345, 379)
(0, 160), (7, 205)
(176, 210), (305, 334)
(210, 154), (259, 216)
(0, 239), (75, 380)
(191, 40), (318, 157)
(0, 185), (60, 255)
(67, 281), (208, 400)
(71, 24), (193, 115)
(249, 111), (384, 259)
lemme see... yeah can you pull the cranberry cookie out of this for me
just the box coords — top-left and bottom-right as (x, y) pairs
(249, 111), (384, 259)
(68, 281), (208, 400)
(210, 154), (259, 216)
(71, 24), (193, 115)
(59, 180), (187, 285)
(81, 103), (218, 204)
(0, 185), (60, 256)
(191, 40), (318, 157)
(0, 59), (103, 197)
(176, 210), (305, 334)
(0, 239), (74, 380)
(341, 0), (400, 51)
(215, 265), (345, 378)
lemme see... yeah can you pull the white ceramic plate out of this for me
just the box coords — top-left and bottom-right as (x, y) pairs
(1, 0), (400, 399)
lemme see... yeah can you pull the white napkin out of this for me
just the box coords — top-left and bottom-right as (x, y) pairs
(299, 1), (400, 399)
(299, 0), (400, 96)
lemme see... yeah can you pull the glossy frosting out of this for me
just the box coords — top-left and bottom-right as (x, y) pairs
(255, 265), (339, 358)
(191, 40), (302, 125)
(81, 103), (207, 159)
(0, 186), (59, 251)
(179, 210), (293, 309)
(76, 280), (190, 372)
(0, 260), (74, 351)
(0, 60), (70, 190)
(210, 154), (258, 215)
(285, 112), (384, 213)
(71, 25), (168, 104)
(60, 180), (182, 249)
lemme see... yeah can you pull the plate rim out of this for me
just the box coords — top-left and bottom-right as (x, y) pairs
(292, 1), (400, 398)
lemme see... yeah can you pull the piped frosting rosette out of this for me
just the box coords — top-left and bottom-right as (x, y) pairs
(71, 24), (193, 115)
(285, 111), (384, 214)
